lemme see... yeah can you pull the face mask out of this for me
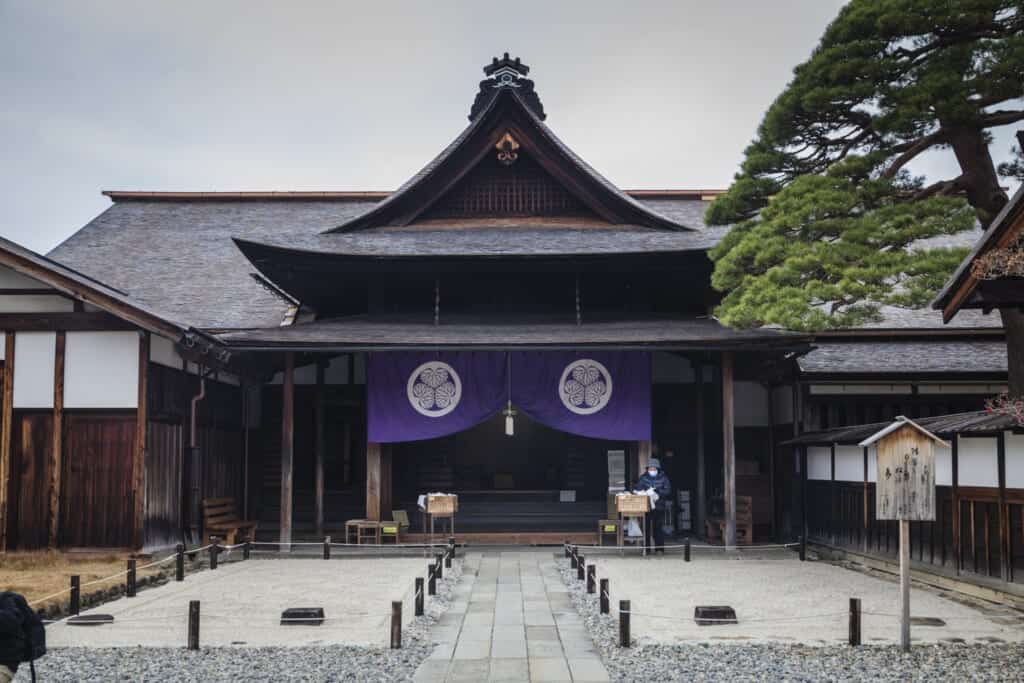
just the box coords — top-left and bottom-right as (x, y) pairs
(647, 469), (658, 476)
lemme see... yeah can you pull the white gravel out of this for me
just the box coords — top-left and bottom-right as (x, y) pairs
(559, 557), (1024, 682)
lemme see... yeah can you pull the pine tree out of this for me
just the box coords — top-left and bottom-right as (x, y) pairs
(707, 0), (1024, 395)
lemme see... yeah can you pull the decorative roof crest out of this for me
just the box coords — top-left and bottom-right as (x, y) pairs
(469, 53), (546, 121)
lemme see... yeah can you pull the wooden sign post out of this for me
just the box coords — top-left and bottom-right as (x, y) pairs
(860, 417), (948, 653)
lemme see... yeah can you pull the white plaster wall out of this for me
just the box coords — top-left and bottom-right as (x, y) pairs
(149, 334), (182, 369)
(935, 443), (953, 487)
(13, 332), (55, 408)
(867, 445), (877, 481)
(735, 381), (770, 427)
(1006, 432), (1024, 489)
(808, 446), (832, 481)
(0, 265), (48, 289)
(0, 295), (74, 313)
(834, 445), (863, 482)
(957, 436), (999, 488)
(0, 332), (5, 361)
(65, 331), (138, 408)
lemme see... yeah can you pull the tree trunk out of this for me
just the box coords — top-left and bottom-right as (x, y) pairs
(1000, 308), (1024, 398)
(946, 126), (1008, 222)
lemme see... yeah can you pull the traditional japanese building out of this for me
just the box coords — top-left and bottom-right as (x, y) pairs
(0, 56), (1007, 554)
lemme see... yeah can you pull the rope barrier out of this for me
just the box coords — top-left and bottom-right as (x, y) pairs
(568, 541), (801, 551)
(619, 609), (848, 624)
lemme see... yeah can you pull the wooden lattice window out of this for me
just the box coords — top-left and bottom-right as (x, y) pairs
(424, 153), (591, 219)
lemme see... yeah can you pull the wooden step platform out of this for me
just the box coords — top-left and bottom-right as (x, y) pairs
(404, 531), (598, 545)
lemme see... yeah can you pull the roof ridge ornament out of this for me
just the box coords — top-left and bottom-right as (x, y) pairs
(469, 53), (546, 121)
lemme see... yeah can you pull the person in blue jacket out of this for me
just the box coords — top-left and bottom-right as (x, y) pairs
(635, 458), (672, 552)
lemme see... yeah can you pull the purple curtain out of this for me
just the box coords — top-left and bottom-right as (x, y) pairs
(510, 351), (651, 441)
(367, 350), (651, 443)
(367, 351), (506, 443)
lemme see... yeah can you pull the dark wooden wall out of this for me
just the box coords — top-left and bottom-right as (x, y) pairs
(5, 412), (53, 549)
(145, 420), (184, 550)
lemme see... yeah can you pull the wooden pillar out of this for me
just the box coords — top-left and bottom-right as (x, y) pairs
(829, 444), (837, 544)
(365, 442), (392, 522)
(951, 436), (960, 575)
(862, 446), (870, 553)
(694, 361), (706, 538)
(997, 431), (1008, 581)
(0, 333), (13, 552)
(279, 352), (295, 548)
(46, 332), (65, 549)
(133, 332), (149, 550)
(766, 383), (777, 541)
(314, 362), (326, 538)
(721, 351), (736, 549)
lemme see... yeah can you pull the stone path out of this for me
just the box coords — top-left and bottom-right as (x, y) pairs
(413, 550), (610, 682)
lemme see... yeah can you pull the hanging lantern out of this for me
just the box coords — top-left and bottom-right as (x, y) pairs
(503, 401), (516, 436)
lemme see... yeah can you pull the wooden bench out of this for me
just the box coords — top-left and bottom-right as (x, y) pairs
(201, 497), (258, 546)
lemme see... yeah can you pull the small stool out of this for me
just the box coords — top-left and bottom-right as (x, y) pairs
(345, 519), (368, 545)
(356, 520), (382, 545)
(598, 519), (621, 546)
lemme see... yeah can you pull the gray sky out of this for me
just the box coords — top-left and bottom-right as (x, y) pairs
(1, 1), (1019, 253)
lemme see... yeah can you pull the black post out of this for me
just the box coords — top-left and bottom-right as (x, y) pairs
(684, 538), (691, 562)
(390, 601), (402, 649)
(415, 578), (424, 616)
(587, 564), (596, 594)
(209, 537), (219, 570)
(69, 575), (80, 616)
(849, 597), (862, 646)
(175, 543), (185, 581)
(564, 541), (570, 558)
(243, 541), (251, 560)
(187, 600), (200, 650)
(428, 564), (437, 596)
(435, 554), (444, 580)
(570, 547), (578, 569)
(324, 536), (331, 560)
(445, 541), (453, 568)
(619, 600), (630, 647)
(799, 534), (806, 562)
(448, 537), (456, 560)
(126, 559), (137, 598)
(577, 554), (585, 581)
(599, 579), (609, 614)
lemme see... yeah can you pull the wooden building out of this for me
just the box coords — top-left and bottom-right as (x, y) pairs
(0, 55), (1009, 553)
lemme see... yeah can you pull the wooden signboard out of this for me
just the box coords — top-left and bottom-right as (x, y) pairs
(874, 424), (936, 522)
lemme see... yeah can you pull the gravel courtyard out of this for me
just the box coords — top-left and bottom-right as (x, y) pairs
(44, 557), (429, 648)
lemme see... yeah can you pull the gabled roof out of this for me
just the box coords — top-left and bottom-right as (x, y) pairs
(934, 184), (1024, 321)
(327, 85), (691, 233)
(784, 410), (1015, 446)
(857, 415), (950, 448)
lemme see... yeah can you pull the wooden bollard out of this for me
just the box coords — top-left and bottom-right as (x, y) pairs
(176, 544), (185, 581)
(587, 564), (596, 594)
(70, 575), (80, 615)
(390, 601), (402, 649)
(435, 554), (444, 580)
(243, 541), (251, 560)
(126, 559), (137, 598)
(684, 538), (691, 562)
(187, 600), (200, 650)
(577, 554), (585, 581)
(445, 540), (453, 568)
(564, 541), (570, 559)
(849, 597), (862, 646)
(571, 546), (579, 569)
(427, 565), (436, 596)
(599, 579), (609, 614)
(799, 535), (806, 562)
(448, 537), (456, 558)
(415, 578), (424, 616)
(209, 538), (219, 570)
(324, 536), (331, 560)
(619, 600), (630, 647)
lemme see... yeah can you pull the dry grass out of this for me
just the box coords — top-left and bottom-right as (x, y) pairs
(0, 551), (163, 610)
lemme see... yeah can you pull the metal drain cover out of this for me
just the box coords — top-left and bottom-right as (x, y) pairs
(911, 617), (946, 627)
(68, 614), (114, 626)
(281, 607), (325, 626)
(694, 606), (737, 625)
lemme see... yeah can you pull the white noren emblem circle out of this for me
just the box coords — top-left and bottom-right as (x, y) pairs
(559, 359), (613, 415)
(408, 361), (462, 418)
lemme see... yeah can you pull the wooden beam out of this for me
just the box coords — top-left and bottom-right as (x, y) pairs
(862, 446), (869, 553)
(952, 436), (960, 575)
(133, 332), (149, 551)
(279, 352), (295, 548)
(800, 445), (809, 548)
(997, 431), (1008, 581)
(0, 333), (13, 551)
(0, 312), (136, 331)
(314, 362), (326, 538)
(722, 351), (736, 549)
(694, 361), (706, 538)
(366, 442), (383, 522)
(48, 332), (65, 549)
(766, 383), (777, 541)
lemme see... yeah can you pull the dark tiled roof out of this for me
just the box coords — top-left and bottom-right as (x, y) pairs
(798, 340), (1007, 375)
(216, 314), (810, 350)
(785, 410), (1018, 446)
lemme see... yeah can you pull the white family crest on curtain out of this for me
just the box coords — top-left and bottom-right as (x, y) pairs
(559, 359), (613, 415)
(407, 361), (462, 417)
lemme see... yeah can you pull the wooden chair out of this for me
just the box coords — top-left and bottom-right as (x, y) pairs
(201, 497), (258, 546)
(716, 495), (753, 545)
(392, 510), (411, 535)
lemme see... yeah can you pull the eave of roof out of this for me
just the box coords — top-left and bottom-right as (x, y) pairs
(102, 189), (723, 201)
(933, 184), (1024, 321)
(784, 410), (1018, 446)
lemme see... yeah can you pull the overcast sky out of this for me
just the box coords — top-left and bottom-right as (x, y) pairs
(1, 1), (1020, 253)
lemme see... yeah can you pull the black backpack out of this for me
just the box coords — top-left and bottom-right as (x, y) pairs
(0, 591), (46, 677)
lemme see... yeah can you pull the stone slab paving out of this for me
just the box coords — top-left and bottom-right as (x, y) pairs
(414, 550), (610, 682)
